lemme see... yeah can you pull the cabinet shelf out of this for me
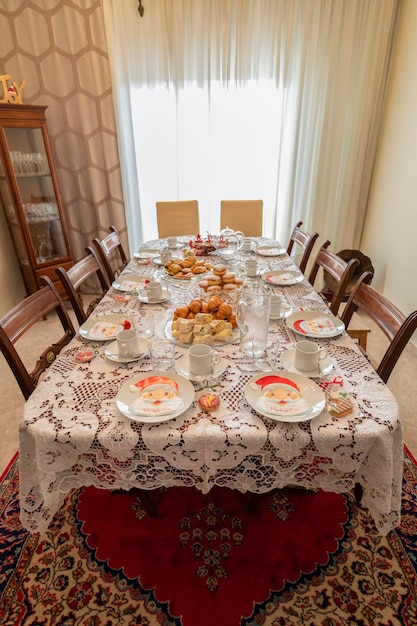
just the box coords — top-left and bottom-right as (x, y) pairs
(15, 172), (51, 178)
(0, 104), (73, 296)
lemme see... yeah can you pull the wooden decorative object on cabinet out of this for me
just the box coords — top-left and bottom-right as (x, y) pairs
(0, 104), (73, 297)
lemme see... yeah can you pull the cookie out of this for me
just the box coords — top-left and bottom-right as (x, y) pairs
(327, 390), (353, 417)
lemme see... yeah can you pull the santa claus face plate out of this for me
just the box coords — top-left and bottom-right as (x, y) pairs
(286, 310), (345, 338)
(245, 371), (325, 422)
(116, 371), (195, 423)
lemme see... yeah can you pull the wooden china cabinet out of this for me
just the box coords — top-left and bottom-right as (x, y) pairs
(0, 104), (73, 296)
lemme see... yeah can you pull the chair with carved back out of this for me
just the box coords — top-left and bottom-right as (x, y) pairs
(308, 243), (360, 315)
(0, 275), (76, 400)
(286, 221), (319, 274)
(220, 200), (263, 236)
(92, 225), (129, 283)
(55, 246), (110, 326)
(340, 271), (417, 383)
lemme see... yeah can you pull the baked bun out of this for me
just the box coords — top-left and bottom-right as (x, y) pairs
(213, 264), (227, 276)
(222, 272), (235, 283)
(207, 274), (222, 286)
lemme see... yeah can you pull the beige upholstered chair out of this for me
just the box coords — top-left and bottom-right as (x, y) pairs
(156, 200), (200, 238)
(220, 200), (263, 236)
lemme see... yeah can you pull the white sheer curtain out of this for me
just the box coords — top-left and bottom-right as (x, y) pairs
(102, 0), (400, 252)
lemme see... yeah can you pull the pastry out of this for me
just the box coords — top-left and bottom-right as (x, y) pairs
(198, 392), (220, 412)
(222, 272), (235, 283)
(213, 263), (227, 276)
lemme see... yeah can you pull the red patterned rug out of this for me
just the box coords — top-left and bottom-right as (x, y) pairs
(1, 450), (417, 625)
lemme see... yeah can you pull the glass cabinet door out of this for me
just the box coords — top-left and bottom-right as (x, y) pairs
(4, 126), (69, 264)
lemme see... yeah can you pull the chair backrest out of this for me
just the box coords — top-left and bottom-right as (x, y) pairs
(341, 271), (417, 383)
(92, 225), (129, 283)
(55, 247), (110, 325)
(220, 200), (263, 237)
(156, 200), (200, 238)
(286, 221), (319, 273)
(308, 243), (360, 315)
(0, 275), (76, 400)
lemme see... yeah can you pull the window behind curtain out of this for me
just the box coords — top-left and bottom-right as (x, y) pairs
(132, 79), (294, 241)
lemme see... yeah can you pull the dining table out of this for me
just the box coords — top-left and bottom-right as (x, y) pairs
(19, 236), (403, 535)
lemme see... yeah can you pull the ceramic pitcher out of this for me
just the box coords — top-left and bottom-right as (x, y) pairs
(236, 283), (271, 356)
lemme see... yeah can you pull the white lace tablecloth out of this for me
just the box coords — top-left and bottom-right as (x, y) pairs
(19, 238), (403, 534)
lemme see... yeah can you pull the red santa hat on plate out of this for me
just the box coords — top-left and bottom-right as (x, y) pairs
(254, 375), (300, 392)
(133, 375), (179, 393)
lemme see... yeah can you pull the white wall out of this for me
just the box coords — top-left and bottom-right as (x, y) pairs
(361, 0), (417, 348)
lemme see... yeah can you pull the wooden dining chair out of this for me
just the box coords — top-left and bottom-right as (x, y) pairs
(0, 275), (76, 400)
(156, 200), (200, 238)
(92, 225), (129, 283)
(220, 200), (263, 236)
(286, 221), (319, 274)
(55, 247), (110, 326)
(308, 243), (360, 315)
(341, 271), (417, 383)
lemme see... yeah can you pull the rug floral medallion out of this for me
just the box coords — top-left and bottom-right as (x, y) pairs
(1, 452), (417, 626)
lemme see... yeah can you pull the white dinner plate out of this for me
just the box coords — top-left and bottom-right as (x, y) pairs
(262, 270), (304, 286)
(280, 348), (334, 378)
(79, 315), (135, 341)
(138, 288), (171, 304)
(104, 338), (150, 363)
(254, 245), (286, 257)
(245, 371), (325, 422)
(286, 310), (345, 338)
(112, 275), (149, 292)
(116, 371), (195, 423)
(175, 354), (228, 381)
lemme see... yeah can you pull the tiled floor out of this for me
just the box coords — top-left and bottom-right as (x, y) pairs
(1, 301), (416, 476)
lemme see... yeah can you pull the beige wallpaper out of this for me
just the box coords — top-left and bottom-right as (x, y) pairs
(0, 0), (128, 273)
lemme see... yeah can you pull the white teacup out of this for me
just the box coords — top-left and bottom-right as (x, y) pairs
(117, 329), (140, 357)
(188, 344), (221, 376)
(167, 236), (178, 249)
(294, 340), (327, 372)
(147, 281), (163, 301)
(270, 295), (282, 318)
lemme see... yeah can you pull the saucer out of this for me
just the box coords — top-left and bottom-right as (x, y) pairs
(138, 288), (171, 304)
(175, 354), (228, 381)
(104, 338), (150, 363)
(280, 348), (334, 378)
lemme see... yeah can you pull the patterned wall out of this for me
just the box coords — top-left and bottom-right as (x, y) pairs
(0, 0), (128, 263)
